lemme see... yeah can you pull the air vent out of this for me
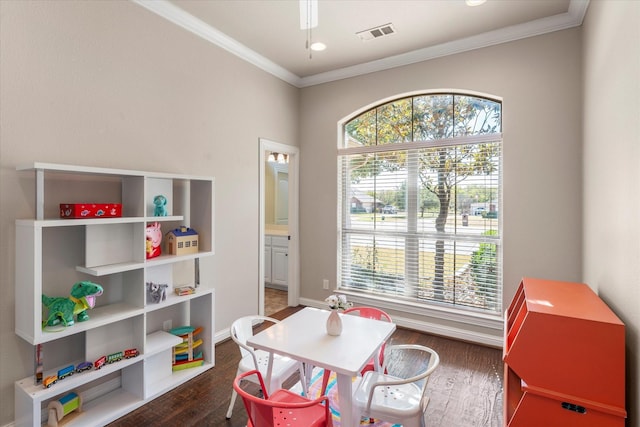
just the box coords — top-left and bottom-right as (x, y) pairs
(356, 23), (396, 41)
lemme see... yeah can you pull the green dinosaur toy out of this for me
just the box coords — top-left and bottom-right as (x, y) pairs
(42, 281), (104, 327)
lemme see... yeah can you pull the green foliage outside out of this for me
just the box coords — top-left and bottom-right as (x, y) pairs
(343, 94), (501, 305)
(349, 244), (473, 304)
(470, 230), (498, 308)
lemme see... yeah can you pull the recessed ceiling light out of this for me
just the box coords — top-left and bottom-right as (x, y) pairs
(310, 42), (326, 51)
(466, 0), (487, 6)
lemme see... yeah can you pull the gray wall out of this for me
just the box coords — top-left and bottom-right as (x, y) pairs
(299, 28), (583, 328)
(0, 1), (298, 423)
(583, 0), (640, 424)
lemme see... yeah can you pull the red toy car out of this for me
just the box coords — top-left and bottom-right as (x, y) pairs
(94, 355), (106, 370)
(124, 348), (139, 359)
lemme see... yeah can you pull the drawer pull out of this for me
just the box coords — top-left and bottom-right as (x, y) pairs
(561, 402), (586, 414)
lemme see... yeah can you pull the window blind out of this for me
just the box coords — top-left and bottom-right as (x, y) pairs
(338, 93), (502, 314)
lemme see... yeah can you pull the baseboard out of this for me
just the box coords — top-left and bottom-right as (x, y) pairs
(212, 297), (504, 348)
(298, 297), (503, 348)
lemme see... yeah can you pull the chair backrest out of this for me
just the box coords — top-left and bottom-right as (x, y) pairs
(344, 306), (391, 322)
(345, 307), (392, 366)
(230, 315), (280, 361)
(233, 370), (331, 427)
(374, 344), (440, 409)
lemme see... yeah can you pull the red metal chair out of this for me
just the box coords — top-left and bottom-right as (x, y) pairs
(233, 369), (333, 427)
(225, 315), (307, 419)
(319, 306), (392, 395)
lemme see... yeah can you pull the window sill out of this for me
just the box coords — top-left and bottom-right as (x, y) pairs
(341, 290), (503, 330)
(302, 291), (504, 347)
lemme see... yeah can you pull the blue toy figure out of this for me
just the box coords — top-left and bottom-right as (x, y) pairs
(153, 195), (168, 216)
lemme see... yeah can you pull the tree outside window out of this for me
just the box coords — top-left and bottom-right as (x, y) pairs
(338, 93), (502, 313)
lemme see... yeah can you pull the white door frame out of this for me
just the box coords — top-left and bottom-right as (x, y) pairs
(259, 138), (300, 314)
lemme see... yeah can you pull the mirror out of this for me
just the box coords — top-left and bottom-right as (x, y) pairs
(265, 156), (288, 225)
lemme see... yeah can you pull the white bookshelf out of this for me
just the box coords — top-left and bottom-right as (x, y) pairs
(14, 163), (215, 427)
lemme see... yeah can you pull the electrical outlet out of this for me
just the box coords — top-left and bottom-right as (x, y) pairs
(323, 279), (329, 290)
(163, 320), (172, 331)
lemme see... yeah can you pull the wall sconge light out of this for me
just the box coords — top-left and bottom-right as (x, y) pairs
(268, 152), (289, 164)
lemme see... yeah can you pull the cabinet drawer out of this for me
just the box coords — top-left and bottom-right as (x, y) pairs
(271, 236), (288, 247)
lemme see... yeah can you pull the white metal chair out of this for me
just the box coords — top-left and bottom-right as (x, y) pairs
(225, 315), (308, 419)
(352, 344), (440, 427)
(319, 306), (392, 395)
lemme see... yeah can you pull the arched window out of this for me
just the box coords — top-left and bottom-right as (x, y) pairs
(338, 92), (502, 314)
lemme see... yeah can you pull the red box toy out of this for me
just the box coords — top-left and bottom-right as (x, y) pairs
(60, 203), (122, 219)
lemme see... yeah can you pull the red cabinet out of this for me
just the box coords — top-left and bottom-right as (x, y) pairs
(503, 277), (626, 427)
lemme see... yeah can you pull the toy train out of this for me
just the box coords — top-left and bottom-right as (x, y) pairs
(43, 364), (76, 388)
(43, 349), (139, 388)
(94, 348), (139, 370)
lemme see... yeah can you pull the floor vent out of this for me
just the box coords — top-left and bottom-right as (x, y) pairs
(356, 23), (396, 41)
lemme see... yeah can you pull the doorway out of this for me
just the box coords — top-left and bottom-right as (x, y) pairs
(259, 138), (299, 316)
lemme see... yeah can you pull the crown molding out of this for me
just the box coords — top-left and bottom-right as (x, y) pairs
(133, 0), (589, 89)
(300, 0), (590, 87)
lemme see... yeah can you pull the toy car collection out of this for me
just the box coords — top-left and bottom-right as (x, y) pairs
(43, 349), (139, 388)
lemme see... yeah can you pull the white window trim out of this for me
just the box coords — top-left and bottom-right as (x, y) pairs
(337, 93), (503, 320)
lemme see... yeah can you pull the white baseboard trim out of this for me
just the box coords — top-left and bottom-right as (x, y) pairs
(215, 328), (231, 344)
(211, 298), (504, 348)
(299, 297), (503, 348)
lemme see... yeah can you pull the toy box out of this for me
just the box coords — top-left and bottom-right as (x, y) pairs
(165, 226), (199, 255)
(60, 203), (122, 219)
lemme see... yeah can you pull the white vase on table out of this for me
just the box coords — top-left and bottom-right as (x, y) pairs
(326, 309), (342, 336)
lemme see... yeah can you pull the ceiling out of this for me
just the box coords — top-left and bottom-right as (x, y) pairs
(135, 0), (589, 88)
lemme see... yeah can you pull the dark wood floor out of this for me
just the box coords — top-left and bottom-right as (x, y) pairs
(108, 306), (503, 427)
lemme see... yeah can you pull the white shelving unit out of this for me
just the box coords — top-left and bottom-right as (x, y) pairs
(14, 162), (215, 427)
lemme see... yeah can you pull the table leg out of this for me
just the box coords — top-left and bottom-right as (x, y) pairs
(265, 352), (274, 394)
(336, 373), (359, 427)
(374, 344), (383, 372)
(305, 364), (315, 396)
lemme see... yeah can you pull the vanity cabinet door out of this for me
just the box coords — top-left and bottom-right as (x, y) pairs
(270, 236), (288, 287)
(271, 246), (288, 287)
